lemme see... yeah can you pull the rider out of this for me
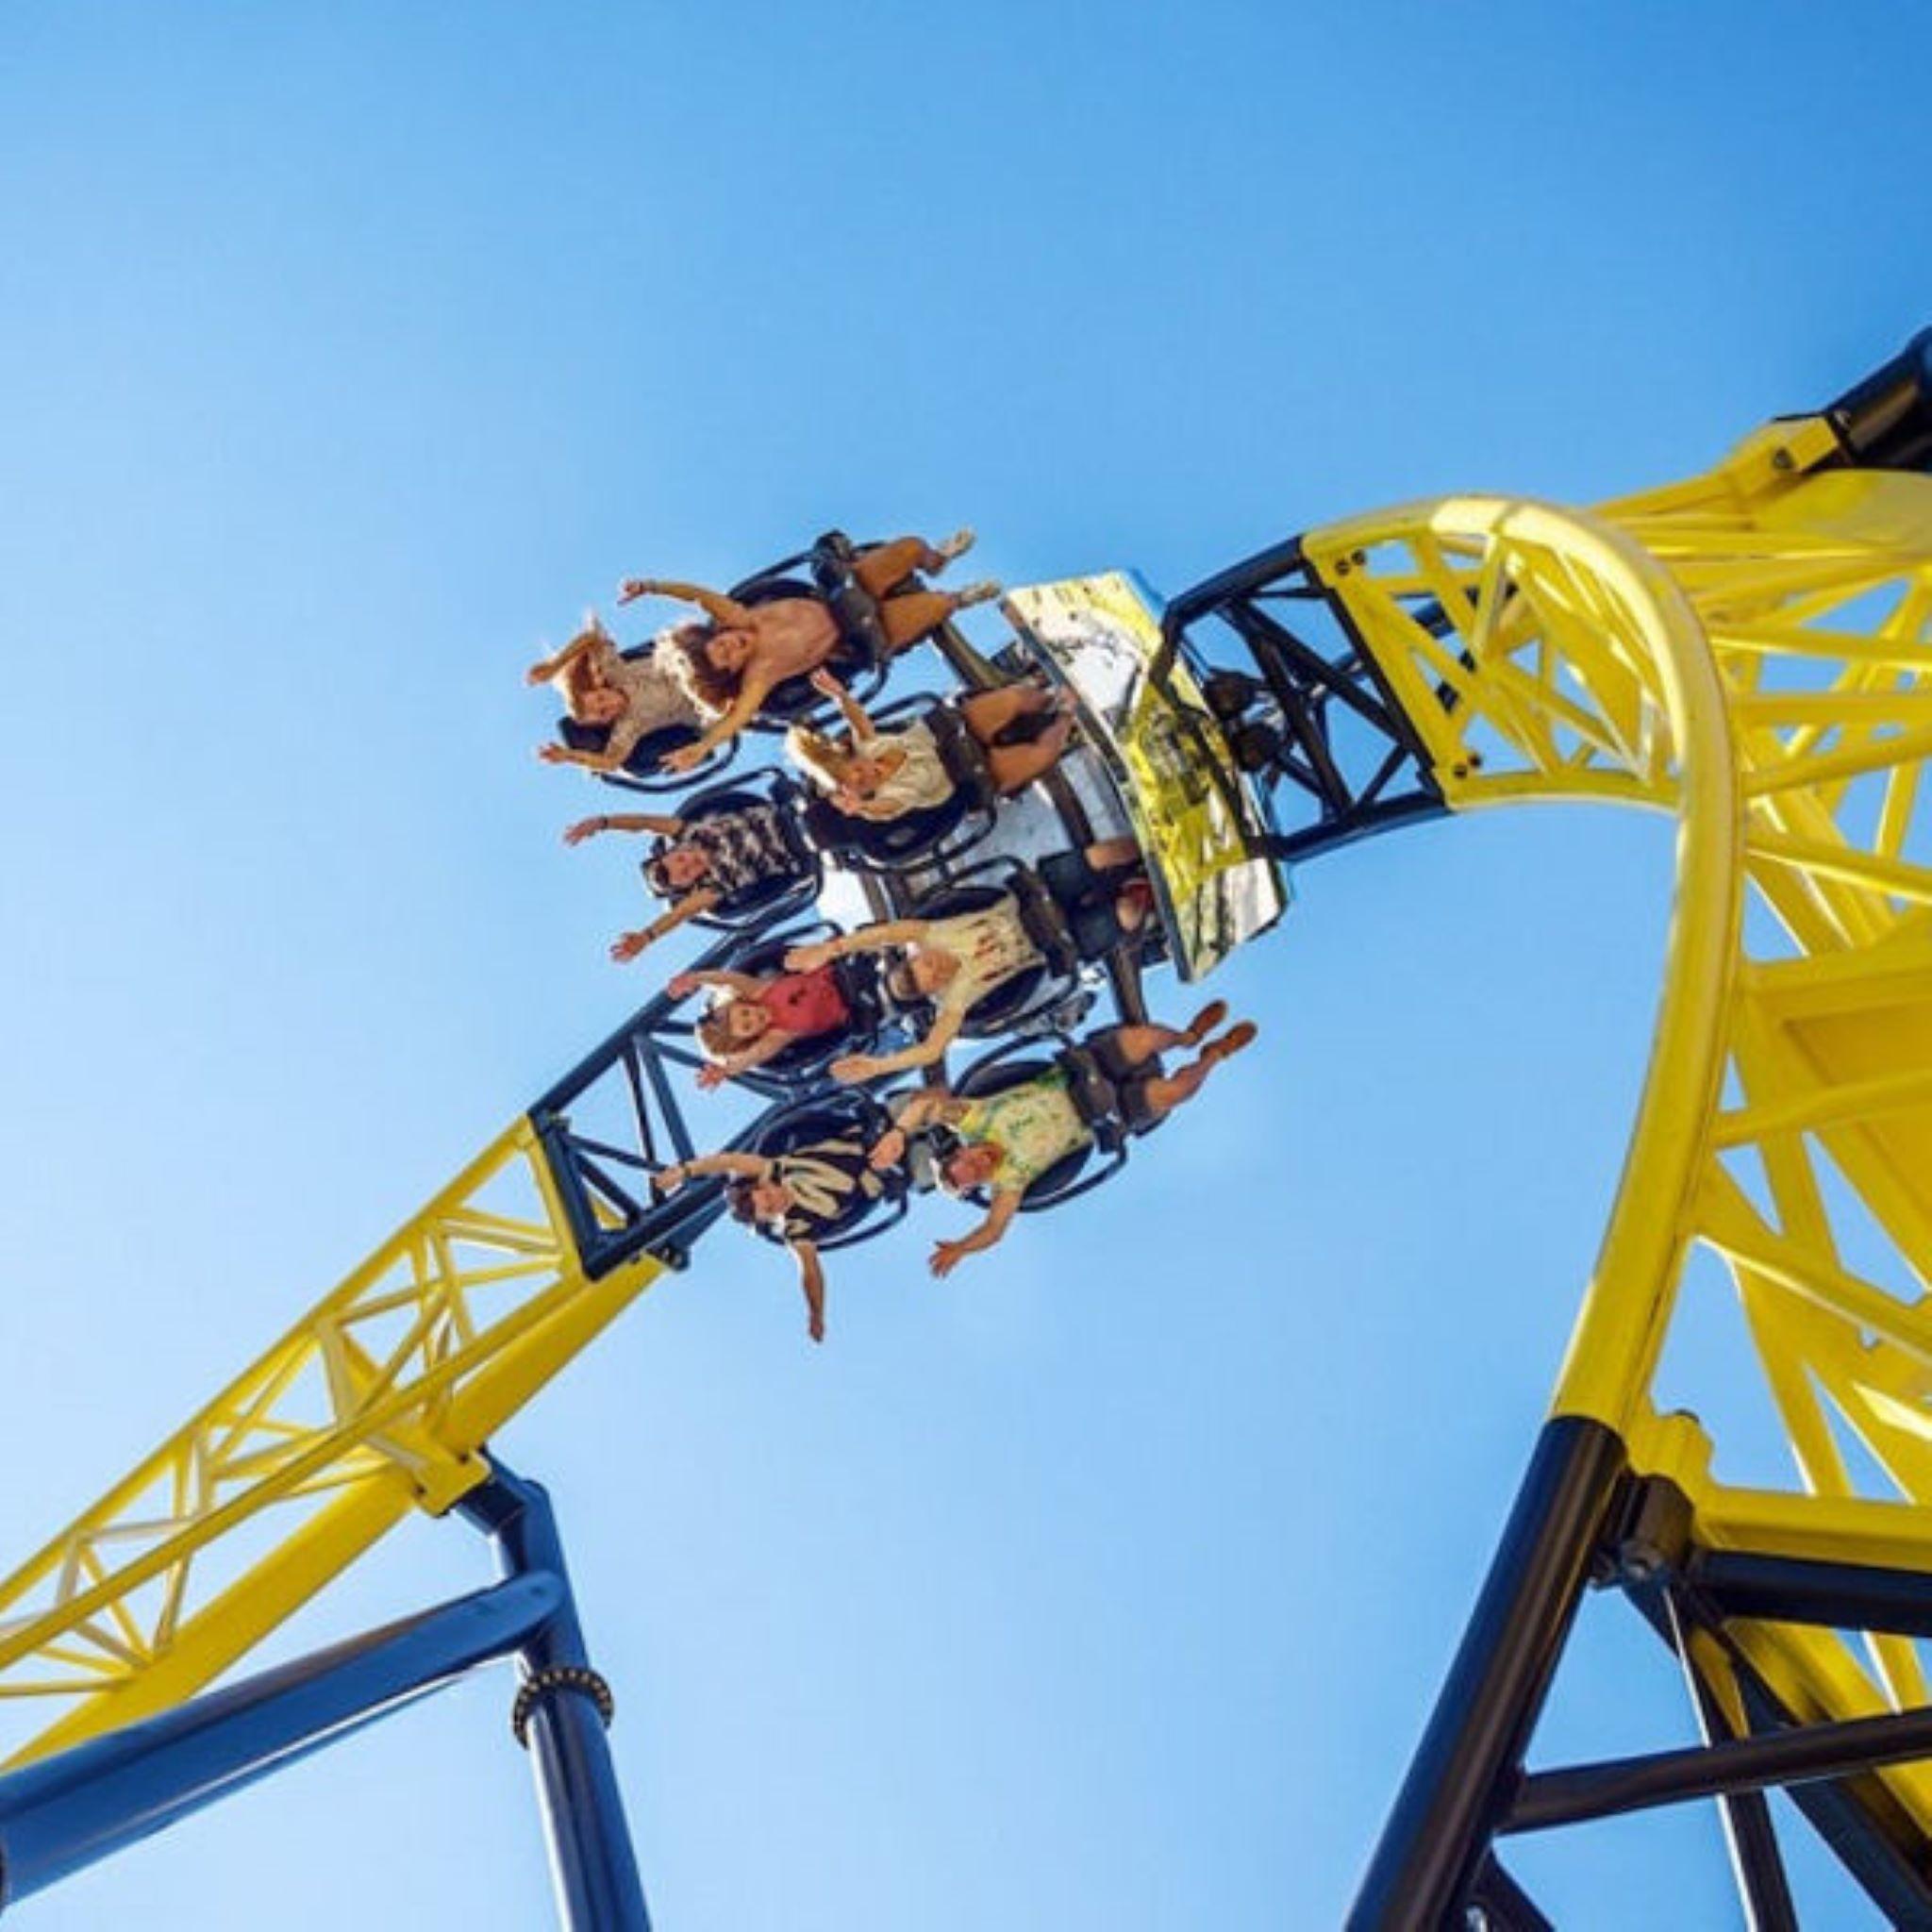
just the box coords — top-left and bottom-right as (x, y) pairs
(565, 805), (809, 961)
(783, 893), (1046, 1084)
(654, 1128), (904, 1342)
(616, 532), (998, 774)
(891, 1005), (1257, 1277)
(670, 961), (856, 1089)
(786, 668), (1075, 821)
(529, 614), (706, 775)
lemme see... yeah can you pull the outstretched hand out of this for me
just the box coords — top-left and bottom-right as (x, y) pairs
(525, 660), (555, 687)
(807, 1305), (825, 1343)
(694, 1063), (728, 1091)
(667, 971), (700, 998)
(785, 943), (832, 974)
(617, 576), (657, 605)
(653, 1162), (688, 1196)
(868, 1128), (907, 1172)
(661, 742), (707, 774)
(809, 668), (845, 699)
(562, 818), (604, 846)
(830, 1055), (876, 1085)
(537, 742), (573, 764)
(610, 929), (652, 963)
(929, 1241), (972, 1280)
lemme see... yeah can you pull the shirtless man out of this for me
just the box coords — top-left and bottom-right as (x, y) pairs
(616, 532), (997, 773)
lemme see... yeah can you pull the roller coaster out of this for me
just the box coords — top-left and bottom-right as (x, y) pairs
(5, 336), (1932, 1927)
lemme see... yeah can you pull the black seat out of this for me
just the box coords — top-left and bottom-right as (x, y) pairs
(725, 539), (896, 728)
(554, 640), (740, 796)
(647, 778), (822, 932)
(896, 880), (1078, 1038)
(703, 925), (887, 1088)
(747, 1091), (908, 1252)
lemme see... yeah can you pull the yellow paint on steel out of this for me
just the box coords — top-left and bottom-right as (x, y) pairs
(1308, 424), (1932, 1832)
(0, 1120), (661, 1767)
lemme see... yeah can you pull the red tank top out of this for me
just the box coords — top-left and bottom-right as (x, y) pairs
(763, 966), (849, 1037)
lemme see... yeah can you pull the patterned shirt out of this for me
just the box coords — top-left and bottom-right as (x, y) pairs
(952, 1071), (1091, 1191)
(586, 635), (700, 765)
(773, 1136), (886, 1242)
(678, 805), (801, 902)
(915, 900), (1043, 1024)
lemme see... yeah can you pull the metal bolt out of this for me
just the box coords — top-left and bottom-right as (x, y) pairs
(1772, 446), (1794, 472)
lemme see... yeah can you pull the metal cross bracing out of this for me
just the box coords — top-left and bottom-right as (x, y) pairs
(9, 331), (1932, 1924)
(1319, 335), (1932, 1926)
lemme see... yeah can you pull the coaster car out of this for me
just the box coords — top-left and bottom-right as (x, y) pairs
(746, 1089), (909, 1252)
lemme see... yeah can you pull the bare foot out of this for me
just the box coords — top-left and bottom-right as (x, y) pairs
(936, 527), (975, 564)
(952, 579), (1002, 610)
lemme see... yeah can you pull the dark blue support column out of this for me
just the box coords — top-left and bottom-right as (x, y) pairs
(0, 1571), (562, 1910)
(1347, 1416), (1627, 1932)
(458, 1464), (651, 1932)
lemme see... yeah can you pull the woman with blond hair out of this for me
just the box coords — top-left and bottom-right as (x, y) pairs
(786, 669), (1074, 823)
(617, 531), (997, 773)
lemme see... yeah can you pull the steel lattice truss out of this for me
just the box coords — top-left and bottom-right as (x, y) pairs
(1305, 412), (1932, 1859)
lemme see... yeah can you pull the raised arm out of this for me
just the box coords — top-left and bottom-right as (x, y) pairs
(788, 1239), (827, 1342)
(538, 742), (628, 774)
(695, 1024), (794, 1089)
(563, 811), (685, 846)
(617, 575), (755, 628)
(810, 669), (874, 740)
(525, 630), (602, 686)
(785, 920), (928, 973)
(929, 1190), (1023, 1278)
(663, 670), (780, 773)
(608, 888), (720, 962)
(668, 968), (766, 1000)
(833, 1005), (960, 1084)
(657, 1151), (769, 1190)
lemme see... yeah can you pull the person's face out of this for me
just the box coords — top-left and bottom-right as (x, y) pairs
(749, 1178), (791, 1223)
(943, 1145), (1000, 1191)
(708, 630), (754, 673)
(662, 846), (710, 888)
(724, 1001), (769, 1044)
(842, 757), (886, 795)
(909, 950), (956, 996)
(578, 686), (626, 724)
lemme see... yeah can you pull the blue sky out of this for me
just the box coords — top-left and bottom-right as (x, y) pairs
(3, 4), (1930, 1925)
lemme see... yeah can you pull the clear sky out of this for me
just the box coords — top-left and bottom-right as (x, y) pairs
(3, 4), (1930, 1926)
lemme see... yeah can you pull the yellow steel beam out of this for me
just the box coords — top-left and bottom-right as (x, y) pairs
(1307, 428), (1932, 1832)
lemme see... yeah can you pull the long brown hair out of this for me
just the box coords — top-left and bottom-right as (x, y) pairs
(672, 625), (743, 714)
(695, 997), (769, 1060)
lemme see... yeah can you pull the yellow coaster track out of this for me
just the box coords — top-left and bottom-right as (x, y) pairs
(1306, 410), (1932, 1846)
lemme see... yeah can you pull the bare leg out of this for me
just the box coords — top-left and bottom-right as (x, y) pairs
(958, 684), (1052, 740)
(986, 712), (1075, 792)
(1137, 1022), (1257, 1122)
(854, 536), (942, 596)
(1085, 836), (1141, 870)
